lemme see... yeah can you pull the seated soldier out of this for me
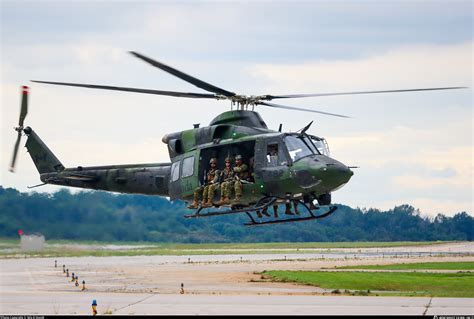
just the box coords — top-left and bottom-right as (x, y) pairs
(232, 154), (251, 203)
(216, 156), (235, 205)
(187, 158), (220, 209)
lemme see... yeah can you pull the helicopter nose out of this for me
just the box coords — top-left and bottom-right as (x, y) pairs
(336, 163), (353, 183)
(324, 161), (353, 186)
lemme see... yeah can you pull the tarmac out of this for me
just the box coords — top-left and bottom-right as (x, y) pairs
(0, 242), (473, 315)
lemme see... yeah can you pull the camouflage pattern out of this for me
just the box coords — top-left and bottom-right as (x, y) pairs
(219, 166), (235, 198)
(193, 165), (220, 202)
(23, 110), (353, 207)
(233, 161), (249, 198)
(233, 162), (249, 180)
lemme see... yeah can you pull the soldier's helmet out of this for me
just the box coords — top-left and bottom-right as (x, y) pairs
(209, 158), (217, 164)
(235, 154), (242, 161)
(225, 156), (233, 163)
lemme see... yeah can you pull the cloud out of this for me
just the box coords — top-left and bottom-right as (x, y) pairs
(392, 174), (467, 189)
(249, 42), (472, 92)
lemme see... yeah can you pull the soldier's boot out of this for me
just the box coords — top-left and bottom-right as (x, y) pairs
(233, 195), (241, 204)
(309, 201), (317, 210)
(293, 201), (300, 215)
(256, 210), (263, 218)
(285, 203), (295, 215)
(187, 200), (200, 209)
(202, 198), (214, 208)
(273, 205), (279, 218)
(201, 197), (212, 208)
(261, 207), (270, 217)
(217, 196), (230, 206)
(216, 195), (224, 206)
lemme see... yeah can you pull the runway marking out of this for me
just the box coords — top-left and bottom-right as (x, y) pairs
(422, 297), (432, 316)
(108, 293), (157, 314)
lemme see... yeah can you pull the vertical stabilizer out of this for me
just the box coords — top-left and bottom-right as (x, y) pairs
(24, 127), (65, 174)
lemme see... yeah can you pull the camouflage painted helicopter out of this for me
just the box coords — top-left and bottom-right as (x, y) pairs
(9, 52), (465, 225)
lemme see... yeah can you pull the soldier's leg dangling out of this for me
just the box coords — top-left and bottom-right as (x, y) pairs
(188, 186), (203, 209)
(233, 180), (242, 203)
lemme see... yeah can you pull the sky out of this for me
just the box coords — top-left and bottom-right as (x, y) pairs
(1, 0), (472, 217)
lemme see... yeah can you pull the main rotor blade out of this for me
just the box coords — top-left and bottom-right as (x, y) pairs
(264, 87), (467, 100)
(31, 80), (219, 99)
(258, 102), (351, 118)
(19, 86), (29, 127)
(9, 131), (22, 173)
(129, 51), (236, 97)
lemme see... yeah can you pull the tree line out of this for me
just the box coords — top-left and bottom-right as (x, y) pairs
(0, 186), (471, 242)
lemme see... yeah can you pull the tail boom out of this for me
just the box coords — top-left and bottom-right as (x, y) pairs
(40, 163), (171, 196)
(24, 127), (171, 196)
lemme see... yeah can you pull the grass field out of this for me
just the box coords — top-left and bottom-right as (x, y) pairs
(336, 262), (474, 271)
(264, 269), (474, 297)
(0, 239), (450, 258)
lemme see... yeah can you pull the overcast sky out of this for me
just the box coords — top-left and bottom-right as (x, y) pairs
(1, 0), (472, 217)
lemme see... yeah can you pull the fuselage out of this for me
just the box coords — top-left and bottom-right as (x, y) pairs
(28, 110), (353, 205)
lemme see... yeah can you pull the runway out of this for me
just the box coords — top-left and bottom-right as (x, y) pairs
(1, 242), (473, 315)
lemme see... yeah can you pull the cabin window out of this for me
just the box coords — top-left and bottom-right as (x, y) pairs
(181, 156), (194, 178)
(171, 161), (180, 182)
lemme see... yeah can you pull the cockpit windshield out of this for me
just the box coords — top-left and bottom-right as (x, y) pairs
(284, 135), (314, 162)
(311, 137), (330, 156)
(303, 137), (320, 155)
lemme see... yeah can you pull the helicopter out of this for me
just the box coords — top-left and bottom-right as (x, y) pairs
(9, 51), (465, 226)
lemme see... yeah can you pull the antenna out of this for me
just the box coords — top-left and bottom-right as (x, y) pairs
(299, 121), (313, 135)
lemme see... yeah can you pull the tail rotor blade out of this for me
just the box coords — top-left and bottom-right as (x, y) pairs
(9, 131), (22, 173)
(19, 86), (29, 127)
(10, 85), (30, 173)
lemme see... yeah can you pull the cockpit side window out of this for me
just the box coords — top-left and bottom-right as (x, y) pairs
(266, 143), (280, 167)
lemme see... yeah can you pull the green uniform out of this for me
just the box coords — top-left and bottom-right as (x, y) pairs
(193, 168), (220, 202)
(220, 166), (235, 198)
(233, 163), (249, 197)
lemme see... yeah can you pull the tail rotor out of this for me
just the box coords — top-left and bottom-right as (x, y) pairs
(9, 86), (29, 173)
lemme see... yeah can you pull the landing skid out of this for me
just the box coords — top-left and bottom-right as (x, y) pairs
(244, 203), (338, 226)
(184, 197), (277, 219)
(184, 197), (337, 226)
